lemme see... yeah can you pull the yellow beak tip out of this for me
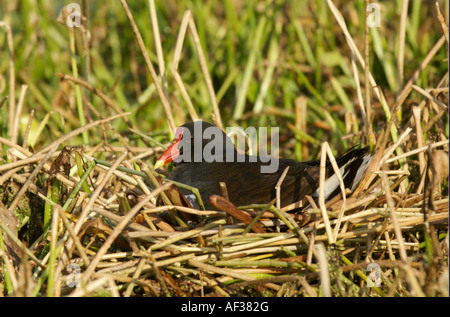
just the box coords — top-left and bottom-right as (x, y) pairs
(154, 159), (165, 170)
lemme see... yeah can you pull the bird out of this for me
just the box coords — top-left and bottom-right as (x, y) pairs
(154, 120), (372, 210)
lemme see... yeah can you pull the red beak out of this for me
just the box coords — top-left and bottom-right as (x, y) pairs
(154, 127), (184, 169)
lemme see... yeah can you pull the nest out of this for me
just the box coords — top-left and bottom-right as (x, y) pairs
(0, 125), (448, 296)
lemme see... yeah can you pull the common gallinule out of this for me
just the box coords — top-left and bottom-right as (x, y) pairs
(155, 121), (372, 210)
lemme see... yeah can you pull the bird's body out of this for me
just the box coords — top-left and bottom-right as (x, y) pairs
(155, 121), (372, 210)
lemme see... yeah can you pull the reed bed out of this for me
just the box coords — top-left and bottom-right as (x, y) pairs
(0, 0), (448, 297)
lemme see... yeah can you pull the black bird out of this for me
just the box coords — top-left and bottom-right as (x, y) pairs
(155, 121), (372, 210)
